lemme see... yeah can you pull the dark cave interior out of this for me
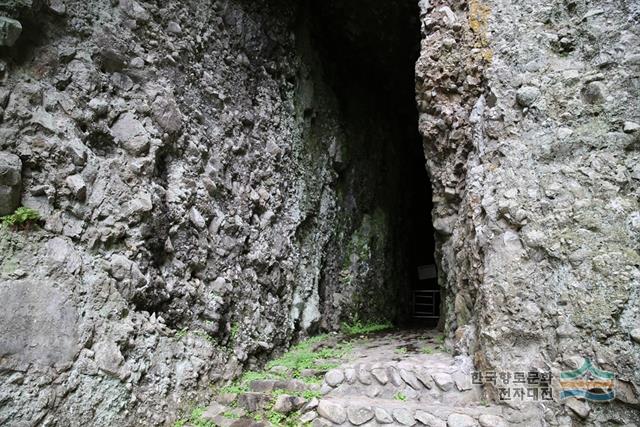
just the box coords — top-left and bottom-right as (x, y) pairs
(307, 0), (439, 326)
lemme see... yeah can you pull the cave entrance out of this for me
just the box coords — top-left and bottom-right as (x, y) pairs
(307, 0), (440, 328)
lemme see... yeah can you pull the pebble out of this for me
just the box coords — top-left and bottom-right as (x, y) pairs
(516, 86), (540, 107)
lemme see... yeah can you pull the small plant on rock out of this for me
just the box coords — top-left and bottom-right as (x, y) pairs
(394, 392), (407, 401)
(1, 207), (40, 230)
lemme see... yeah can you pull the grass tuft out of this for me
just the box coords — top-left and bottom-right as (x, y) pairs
(340, 321), (393, 336)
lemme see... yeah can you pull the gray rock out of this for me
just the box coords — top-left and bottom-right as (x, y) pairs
(374, 407), (393, 424)
(93, 341), (124, 377)
(357, 367), (373, 385)
(565, 398), (590, 419)
(273, 394), (305, 414)
(365, 385), (381, 397)
(324, 369), (344, 387)
(236, 393), (271, 412)
(0, 279), (80, 365)
(317, 400), (346, 424)
(47, 0), (66, 15)
(167, 21), (182, 34)
(344, 368), (357, 384)
(111, 112), (150, 156)
(152, 96), (182, 134)
(312, 418), (333, 427)
(300, 411), (317, 423)
(623, 121), (640, 133)
(432, 373), (454, 391)
(452, 371), (472, 391)
(478, 415), (507, 427)
(516, 86), (540, 107)
(392, 408), (415, 426)
(414, 368), (433, 389)
(302, 397), (319, 412)
(347, 405), (374, 425)
(189, 207), (206, 229)
(415, 411), (446, 427)
(446, 413), (477, 427)
(387, 366), (403, 386)
(202, 402), (227, 421)
(581, 81), (605, 104)
(631, 328), (640, 344)
(399, 369), (422, 389)
(371, 368), (388, 384)
(65, 174), (87, 201)
(0, 152), (21, 215)
(0, 17), (22, 47)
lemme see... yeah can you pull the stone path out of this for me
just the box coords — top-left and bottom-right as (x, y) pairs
(194, 330), (545, 426)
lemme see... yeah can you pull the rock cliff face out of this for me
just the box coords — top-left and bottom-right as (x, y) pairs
(417, 0), (640, 424)
(0, 0), (428, 425)
(0, 0), (638, 425)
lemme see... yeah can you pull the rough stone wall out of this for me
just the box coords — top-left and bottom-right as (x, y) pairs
(0, 0), (418, 424)
(0, 1), (350, 425)
(417, 0), (640, 423)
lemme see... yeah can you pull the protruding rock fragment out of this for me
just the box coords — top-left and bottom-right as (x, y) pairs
(65, 174), (87, 201)
(0, 17), (22, 47)
(516, 86), (540, 107)
(0, 152), (22, 215)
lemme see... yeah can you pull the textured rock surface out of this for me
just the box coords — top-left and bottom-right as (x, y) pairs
(0, 151), (22, 214)
(0, 0), (425, 425)
(416, 0), (640, 425)
(0, 0), (637, 425)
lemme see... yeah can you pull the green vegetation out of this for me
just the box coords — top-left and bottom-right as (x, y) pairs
(174, 328), (215, 344)
(422, 346), (434, 355)
(218, 334), (352, 396)
(266, 334), (350, 377)
(222, 410), (239, 419)
(394, 392), (407, 401)
(341, 321), (393, 336)
(435, 334), (445, 345)
(395, 347), (407, 354)
(1, 207), (40, 228)
(230, 323), (240, 342)
(173, 406), (214, 427)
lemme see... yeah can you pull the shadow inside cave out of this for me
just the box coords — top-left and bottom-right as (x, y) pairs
(306, 0), (441, 329)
